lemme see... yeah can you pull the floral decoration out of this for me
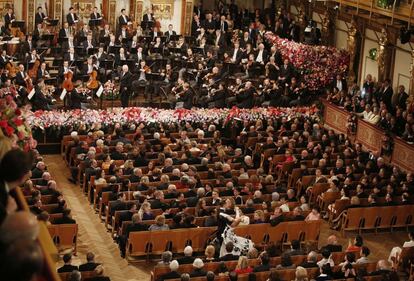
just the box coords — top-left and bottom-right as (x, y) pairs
(265, 32), (350, 90)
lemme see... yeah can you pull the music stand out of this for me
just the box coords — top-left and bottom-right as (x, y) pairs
(11, 21), (25, 29)
(89, 18), (101, 27)
(87, 47), (98, 56)
(141, 21), (154, 31)
(108, 45), (121, 54)
(75, 46), (86, 57)
(169, 35), (179, 42)
(47, 19), (59, 26)
(100, 36), (110, 45)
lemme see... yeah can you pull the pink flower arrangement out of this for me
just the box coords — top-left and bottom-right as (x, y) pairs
(25, 106), (319, 129)
(265, 32), (350, 90)
(0, 98), (36, 151)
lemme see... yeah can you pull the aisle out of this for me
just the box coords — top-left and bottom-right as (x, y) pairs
(44, 155), (150, 281)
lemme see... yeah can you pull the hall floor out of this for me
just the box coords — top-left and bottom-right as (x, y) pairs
(44, 155), (409, 281)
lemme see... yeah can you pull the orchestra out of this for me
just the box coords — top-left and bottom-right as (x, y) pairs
(0, 5), (312, 111)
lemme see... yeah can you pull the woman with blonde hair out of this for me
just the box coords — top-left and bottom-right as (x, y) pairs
(204, 245), (215, 262)
(149, 215), (169, 231)
(294, 266), (308, 281)
(138, 201), (154, 220)
(233, 256), (252, 274)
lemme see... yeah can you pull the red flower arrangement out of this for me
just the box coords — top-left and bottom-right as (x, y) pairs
(265, 32), (350, 90)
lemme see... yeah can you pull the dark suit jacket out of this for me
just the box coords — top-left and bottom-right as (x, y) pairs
(125, 222), (148, 238)
(176, 256), (195, 264)
(190, 269), (207, 277)
(120, 71), (132, 95)
(54, 216), (76, 224)
(208, 90), (226, 108)
(219, 254), (239, 261)
(68, 89), (86, 109)
(178, 90), (193, 109)
(32, 86), (50, 111)
(4, 13), (15, 28)
(79, 262), (100, 271)
(35, 12), (46, 25)
(15, 71), (27, 87)
(236, 87), (255, 108)
(57, 264), (78, 273)
(89, 13), (101, 26)
(66, 13), (79, 25)
(142, 13), (154, 22)
(118, 15), (130, 27)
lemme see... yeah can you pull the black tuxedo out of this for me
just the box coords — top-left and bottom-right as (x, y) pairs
(255, 49), (269, 63)
(218, 21), (228, 33)
(68, 89), (86, 109)
(202, 19), (217, 32)
(4, 13), (15, 29)
(89, 12), (101, 27)
(35, 12), (47, 25)
(142, 13), (154, 23)
(79, 262), (100, 272)
(230, 48), (244, 64)
(178, 90), (193, 109)
(191, 20), (202, 36)
(59, 28), (71, 39)
(164, 30), (177, 42)
(120, 71), (132, 107)
(118, 15), (130, 27)
(32, 86), (50, 111)
(66, 13), (79, 26)
(236, 87), (255, 108)
(15, 71), (27, 87)
(57, 264), (78, 273)
(208, 90), (226, 108)
(21, 41), (35, 55)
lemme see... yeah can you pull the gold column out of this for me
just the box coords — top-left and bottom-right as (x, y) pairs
(54, 0), (62, 24)
(183, 0), (193, 36)
(27, 0), (35, 32)
(134, 0), (143, 25)
(347, 19), (358, 84)
(377, 28), (389, 82)
(297, 3), (306, 43)
(409, 49), (414, 101)
(108, 0), (116, 30)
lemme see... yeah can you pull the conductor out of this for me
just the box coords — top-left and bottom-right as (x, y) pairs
(119, 65), (132, 107)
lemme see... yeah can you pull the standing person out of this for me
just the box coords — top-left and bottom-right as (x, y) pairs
(119, 65), (132, 107)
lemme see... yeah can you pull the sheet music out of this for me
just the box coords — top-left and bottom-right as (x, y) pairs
(96, 85), (103, 97)
(28, 88), (35, 100)
(60, 88), (67, 100)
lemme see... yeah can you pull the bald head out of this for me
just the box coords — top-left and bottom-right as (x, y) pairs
(0, 211), (39, 243)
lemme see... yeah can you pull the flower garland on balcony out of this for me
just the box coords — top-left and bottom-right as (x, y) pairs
(265, 32), (350, 90)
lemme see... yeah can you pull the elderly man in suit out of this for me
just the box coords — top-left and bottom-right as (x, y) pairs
(119, 64), (132, 107)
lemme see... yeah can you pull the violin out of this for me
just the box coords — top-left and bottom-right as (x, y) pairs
(62, 70), (74, 91)
(87, 69), (99, 90)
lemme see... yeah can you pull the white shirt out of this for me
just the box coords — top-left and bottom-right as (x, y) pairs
(403, 240), (414, 248)
(336, 80), (343, 91)
(256, 50), (263, 63)
(232, 48), (238, 62)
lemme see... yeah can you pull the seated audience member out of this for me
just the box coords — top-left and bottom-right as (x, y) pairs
(369, 260), (397, 279)
(295, 266), (309, 281)
(158, 251), (173, 266)
(233, 256), (252, 274)
(58, 253), (79, 273)
(190, 258), (207, 277)
(54, 208), (76, 224)
(204, 245), (216, 262)
(219, 242), (239, 261)
(84, 265), (111, 281)
(300, 251), (318, 268)
(177, 246), (195, 264)
(79, 252), (100, 271)
(346, 235), (363, 252)
(388, 231), (414, 266)
(68, 270), (82, 281)
(285, 239), (305, 256)
(356, 246), (371, 264)
(317, 248), (334, 268)
(149, 215), (169, 231)
(316, 264), (333, 280)
(276, 253), (295, 269)
(158, 260), (180, 281)
(322, 235), (343, 253)
(253, 251), (271, 272)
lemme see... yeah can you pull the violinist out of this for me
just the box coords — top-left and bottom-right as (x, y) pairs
(32, 79), (52, 111)
(129, 35), (139, 52)
(68, 81), (89, 109)
(278, 58), (293, 84)
(99, 24), (112, 40)
(82, 34), (96, 51)
(289, 79), (307, 106)
(214, 30), (226, 51)
(205, 50), (216, 69)
(35, 6), (48, 26)
(131, 60), (150, 99)
(196, 27), (207, 46)
(150, 27), (162, 42)
(192, 15), (202, 36)
(265, 56), (279, 81)
(154, 63), (173, 98)
(207, 82), (226, 108)
(175, 36), (188, 54)
(268, 81), (281, 107)
(236, 81), (255, 109)
(176, 82), (193, 109)
(150, 37), (163, 54)
(37, 62), (51, 81)
(240, 32), (252, 49)
(66, 7), (79, 27)
(116, 26), (129, 41)
(118, 9), (131, 30)
(135, 46), (146, 63)
(4, 8), (15, 30)
(230, 41), (244, 64)
(0, 50), (9, 68)
(142, 8), (154, 24)
(58, 60), (72, 82)
(15, 64), (28, 88)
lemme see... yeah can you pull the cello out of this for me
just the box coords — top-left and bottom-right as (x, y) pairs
(62, 70), (74, 91)
(86, 70), (99, 90)
(28, 59), (41, 79)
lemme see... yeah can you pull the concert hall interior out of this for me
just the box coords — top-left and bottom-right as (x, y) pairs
(1, 0), (414, 281)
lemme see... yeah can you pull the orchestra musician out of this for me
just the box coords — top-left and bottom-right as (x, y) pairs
(62, 35), (77, 53)
(191, 15), (202, 37)
(115, 47), (129, 67)
(230, 41), (244, 64)
(135, 46), (146, 63)
(214, 29), (226, 52)
(82, 57), (96, 76)
(32, 79), (52, 111)
(15, 64), (28, 88)
(119, 65), (132, 107)
(58, 61), (72, 82)
(142, 8), (154, 26)
(118, 9), (130, 29)
(207, 82), (226, 108)
(35, 6), (48, 26)
(255, 43), (268, 65)
(64, 47), (77, 63)
(82, 34), (96, 51)
(21, 35), (35, 56)
(0, 22), (10, 37)
(236, 81), (255, 108)
(176, 82), (192, 109)
(89, 7), (102, 28)
(150, 27), (162, 42)
(4, 8), (15, 30)
(116, 26), (130, 42)
(131, 60), (150, 99)
(94, 45), (111, 79)
(68, 81), (88, 109)
(26, 49), (43, 68)
(99, 24), (112, 40)
(66, 7), (79, 26)
(202, 13), (216, 36)
(59, 22), (71, 39)
(0, 50), (9, 68)
(265, 56), (279, 81)
(37, 62), (51, 82)
(278, 58), (293, 84)
(164, 24), (177, 43)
